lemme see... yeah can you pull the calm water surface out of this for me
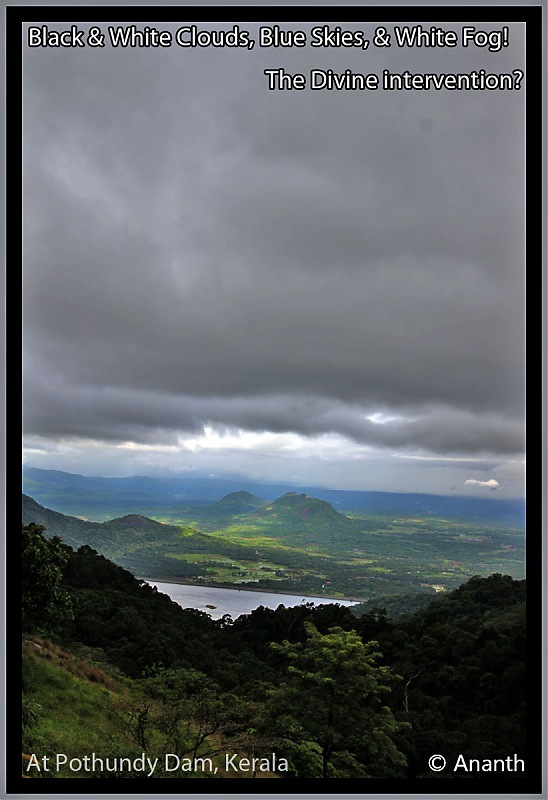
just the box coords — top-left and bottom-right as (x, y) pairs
(144, 580), (357, 620)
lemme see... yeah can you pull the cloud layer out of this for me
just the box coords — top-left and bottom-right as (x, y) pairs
(23, 21), (526, 495)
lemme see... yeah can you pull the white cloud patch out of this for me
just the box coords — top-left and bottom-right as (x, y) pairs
(465, 478), (500, 489)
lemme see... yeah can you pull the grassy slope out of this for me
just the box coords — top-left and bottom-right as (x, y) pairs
(22, 638), (273, 780)
(23, 638), (134, 778)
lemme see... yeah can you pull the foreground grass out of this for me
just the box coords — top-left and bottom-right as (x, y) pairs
(22, 639), (277, 780)
(22, 638), (142, 776)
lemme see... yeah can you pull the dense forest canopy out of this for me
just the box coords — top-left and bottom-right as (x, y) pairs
(19, 523), (532, 786)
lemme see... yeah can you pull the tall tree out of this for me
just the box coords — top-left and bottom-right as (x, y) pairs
(265, 623), (408, 778)
(22, 524), (73, 633)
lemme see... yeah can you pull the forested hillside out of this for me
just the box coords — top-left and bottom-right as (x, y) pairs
(18, 522), (533, 788)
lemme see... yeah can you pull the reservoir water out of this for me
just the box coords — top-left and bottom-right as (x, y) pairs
(144, 580), (357, 620)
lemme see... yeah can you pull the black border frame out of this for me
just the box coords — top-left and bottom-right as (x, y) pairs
(8, 3), (544, 797)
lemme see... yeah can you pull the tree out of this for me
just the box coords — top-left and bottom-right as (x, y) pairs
(140, 668), (238, 762)
(265, 623), (408, 778)
(22, 524), (73, 633)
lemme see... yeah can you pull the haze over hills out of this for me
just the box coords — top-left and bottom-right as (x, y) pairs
(22, 466), (525, 524)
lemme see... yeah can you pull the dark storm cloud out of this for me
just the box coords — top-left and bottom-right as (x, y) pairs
(23, 22), (525, 460)
(25, 365), (524, 457)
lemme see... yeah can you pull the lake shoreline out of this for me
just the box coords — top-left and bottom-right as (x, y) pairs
(139, 576), (367, 604)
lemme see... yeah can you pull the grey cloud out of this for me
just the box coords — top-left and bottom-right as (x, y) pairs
(23, 21), (526, 468)
(24, 365), (524, 457)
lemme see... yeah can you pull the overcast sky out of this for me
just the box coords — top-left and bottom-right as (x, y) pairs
(22, 19), (526, 497)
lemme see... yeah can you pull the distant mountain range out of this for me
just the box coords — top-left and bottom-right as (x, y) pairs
(23, 482), (526, 598)
(22, 489), (362, 588)
(22, 466), (525, 524)
(22, 489), (357, 557)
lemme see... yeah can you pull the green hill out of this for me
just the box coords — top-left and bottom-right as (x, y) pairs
(22, 495), (254, 582)
(229, 491), (360, 552)
(213, 491), (267, 515)
(258, 492), (354, 527)
(23, 494), (184, 549)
